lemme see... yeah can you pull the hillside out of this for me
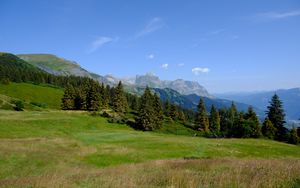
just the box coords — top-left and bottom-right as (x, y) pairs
(216, 88), (300, 120)
(0, 83), (63, 110)
(17, 54), (112, 85)
(0, 110), (299, 187)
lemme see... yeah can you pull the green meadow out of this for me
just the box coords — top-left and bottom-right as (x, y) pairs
(0, 110), (299, 187)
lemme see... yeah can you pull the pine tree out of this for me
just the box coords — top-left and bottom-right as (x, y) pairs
(178, 111), (186, 122)
(136, 86), (156, 130)
(209, 105), (220, 134)
(86, 81), (101, 111)
(266, 94), (287, 141)
(152, 93), (164, 127)
(61, 84), (75, 110)
(164, 100), (171, 117)
(130, 95), (139, 111)
(261, 117), (277, 139)
(288, 127), (299, 145)
(74, 87), (86, 110)
(112, 81), (128, 113)
(195, 98), (209, 133)
(244, 106), (261, 138)
(169, 104), (178, 120)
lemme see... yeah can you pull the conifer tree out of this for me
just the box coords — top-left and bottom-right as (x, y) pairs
(169, 104), (178, 120)
(130, 95), (139, 111)
(136, 86), (156, 130)
(244, 106), (261, 138)
(178, 111), (186, 122)
(288, 127), (299, 145)
(195, 98), (209, 133)
(112, 81), (128, 113)
(61, 84), (75, 110)
(74, 87), (86, 110)
(209, 105), (220, 134)
(164, 100), (171, 117)
(261, 117), (276, 139)
(152, 93), (164, 126)
(86, 82), (101, 111)
(266, 94), (287, 141)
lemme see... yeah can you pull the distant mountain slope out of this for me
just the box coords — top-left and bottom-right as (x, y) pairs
(17, 54), (113, 85)
(133, 73), (212, 98)
(130, 87), (254, 113)
(17, 54), (212, 98)
(216, 88), (300, 120)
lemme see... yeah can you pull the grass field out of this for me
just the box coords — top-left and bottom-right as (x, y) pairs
(0, 110), (299, 187)
(0, 83), (63, 110)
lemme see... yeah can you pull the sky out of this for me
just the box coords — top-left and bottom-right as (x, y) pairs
(1, 0), (300, 93)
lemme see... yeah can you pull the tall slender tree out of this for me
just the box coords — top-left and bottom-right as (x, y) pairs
(266, 94), (287, 141)
(112, 81), (128, 113)
(61, 84), (75, 110)
(136, 87), (156, 130)
(152, 93), (164, 126)
(195, 98), (209, 133)
(209, 105), (221, 134)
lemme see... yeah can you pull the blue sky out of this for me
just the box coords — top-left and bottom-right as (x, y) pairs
(1, 0), (300, 93)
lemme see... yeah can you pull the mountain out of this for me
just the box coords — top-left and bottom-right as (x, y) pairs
(17, 54), (113, 85)
(17, 54), (212, 98)
(14, 53), (257, 112)
(133, 73), (212, 98)
(216, 88), (300, 120)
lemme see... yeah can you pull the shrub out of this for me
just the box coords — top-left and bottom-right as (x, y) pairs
(12, 100), (24, 111)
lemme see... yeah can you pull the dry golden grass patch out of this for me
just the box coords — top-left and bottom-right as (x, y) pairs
(1, 159), (299, 188)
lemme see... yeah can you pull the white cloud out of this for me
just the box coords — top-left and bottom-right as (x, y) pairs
(192, 67), (210, 75)
(178, 63), (185, 67)
(254, 10), (300, 21)
(87, 36), (118, 53)
(147, 54), (155, 60)
(135, 17), (164, 38)
(161, 63), (168, 69)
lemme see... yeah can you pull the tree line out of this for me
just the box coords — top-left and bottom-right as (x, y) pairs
(194, 94), (299, 144)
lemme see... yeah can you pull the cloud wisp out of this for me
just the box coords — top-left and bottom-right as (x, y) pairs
(135, 17), (164, 38)
(178, 63), (185, 67)
(161, 63), (168, 69)
(87, 36), (118, 53)
(254, 10), (300, 21)
(147, 54), (155, 60)
(192, 67), (210, 75)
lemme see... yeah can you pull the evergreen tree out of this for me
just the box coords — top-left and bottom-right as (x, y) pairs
(178, 111), (186, 122)
(244, 106), (261, 138)
(288, 127), (299, 145)
(152, 93), (164, 126)
(130, 95), (139, 111)
(61, 84), (75, 110)
(169, 104), (178, 120)
(136, 86), (156, 130)
(102, 84), (110, 109)
(112, 81), (128, 113)
(74, 87), (86, 110)
(261, 117), (276, 139)
(86, 81), (101, 111)
(164, 100), (171, 117)
(266, 94), (287, 141)
(195, 98), (209, 133)
(209, 105), (220, 134)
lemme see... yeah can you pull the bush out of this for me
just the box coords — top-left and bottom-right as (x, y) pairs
(12, 100), (24, 111)
(0, 78), (10, 85)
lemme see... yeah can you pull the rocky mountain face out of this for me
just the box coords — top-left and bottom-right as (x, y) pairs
(19, 54), (212, 98)
(121, 73), (213, 98)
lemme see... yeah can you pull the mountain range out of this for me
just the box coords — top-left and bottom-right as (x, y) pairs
(16, 54), (254, 111)
(216, 89), (300, 121)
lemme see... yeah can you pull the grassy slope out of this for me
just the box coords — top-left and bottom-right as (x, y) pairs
(0, 83), (63, 110)
(17, 54), (79, 71)
(0, 110), (299, 187)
